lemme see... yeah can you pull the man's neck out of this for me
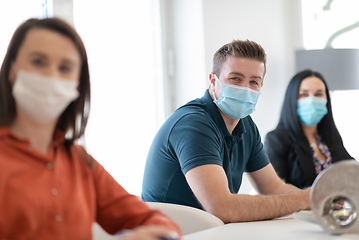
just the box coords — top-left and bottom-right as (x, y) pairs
(219, 110), (240, 135)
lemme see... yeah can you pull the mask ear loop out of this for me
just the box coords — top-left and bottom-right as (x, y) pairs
(213, 74), (222, 101)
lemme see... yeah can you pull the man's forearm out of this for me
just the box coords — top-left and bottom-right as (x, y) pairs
(214, 188), (310, 223)
(270, 182), (305, 194)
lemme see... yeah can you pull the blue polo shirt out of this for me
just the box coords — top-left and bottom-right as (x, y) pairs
(142, 90), (269, 209)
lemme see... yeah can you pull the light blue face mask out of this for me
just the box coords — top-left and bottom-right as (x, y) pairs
(297, 96), (328, 126)
(213, 75), (261, 119)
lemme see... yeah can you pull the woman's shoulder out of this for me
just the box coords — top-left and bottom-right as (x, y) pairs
(264, 127), (295, 160)
(266, 126), (291, 141)
(265, 127), (296, 153)
(69, 144), (96, 169)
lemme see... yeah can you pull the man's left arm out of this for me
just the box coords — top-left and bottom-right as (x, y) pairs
(247, 163), (310, 195)
(246, 118), (308, 196)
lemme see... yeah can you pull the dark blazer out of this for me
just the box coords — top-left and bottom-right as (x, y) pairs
(264, 127), (353, 189)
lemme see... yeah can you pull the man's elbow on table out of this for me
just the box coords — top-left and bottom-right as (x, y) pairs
(185, 165), (241, 223)
(201, 195), (238, 224)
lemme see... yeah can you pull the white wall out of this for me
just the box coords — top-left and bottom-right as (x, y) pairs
(172, 0), (207, 108)
(162, 0), (207, 111)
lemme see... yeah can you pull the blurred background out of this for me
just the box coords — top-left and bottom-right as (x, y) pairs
(0, 0), (358, 196)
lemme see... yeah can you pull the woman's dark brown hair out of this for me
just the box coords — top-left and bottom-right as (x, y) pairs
(0, 18), (91, 149)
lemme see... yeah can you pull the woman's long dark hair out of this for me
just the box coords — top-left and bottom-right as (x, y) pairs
(277, 69), (341, 151)
(0, 18), (90, 148)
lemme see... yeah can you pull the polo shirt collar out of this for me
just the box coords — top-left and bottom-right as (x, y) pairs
(201, 90), (246, 138)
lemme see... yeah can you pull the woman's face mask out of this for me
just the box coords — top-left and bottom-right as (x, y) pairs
(12, 70), (80, 123)
(213, 75), (261, 119)
(297, 96), (328, 126)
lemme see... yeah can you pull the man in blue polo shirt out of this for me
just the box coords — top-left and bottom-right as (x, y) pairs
(142, 40), (310, 223)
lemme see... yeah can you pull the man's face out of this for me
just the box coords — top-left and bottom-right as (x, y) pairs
(210, 56), (265, 101)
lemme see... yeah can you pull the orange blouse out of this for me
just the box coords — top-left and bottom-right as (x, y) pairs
(0, 127), (180, 239)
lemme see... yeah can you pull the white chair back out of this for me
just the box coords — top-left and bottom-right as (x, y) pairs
(145, 202), (224, 235)
(92, 200), (224, 239)
(92, 223), (117, 240)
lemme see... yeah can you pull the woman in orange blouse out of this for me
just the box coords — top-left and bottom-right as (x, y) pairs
(0, 18), (180, 240)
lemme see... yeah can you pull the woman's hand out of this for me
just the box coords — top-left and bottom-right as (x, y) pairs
(116, 225), (179, 240)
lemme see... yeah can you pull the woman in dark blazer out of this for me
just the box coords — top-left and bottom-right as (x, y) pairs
(264, 69), (353, 189)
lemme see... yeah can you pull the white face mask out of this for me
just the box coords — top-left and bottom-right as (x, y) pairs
(12, 70), (80, 124)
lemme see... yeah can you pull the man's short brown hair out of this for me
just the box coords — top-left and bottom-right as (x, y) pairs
(212, 39), (267, 77)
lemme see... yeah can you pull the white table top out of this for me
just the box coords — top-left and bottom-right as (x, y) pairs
(182, 215), (359, 240)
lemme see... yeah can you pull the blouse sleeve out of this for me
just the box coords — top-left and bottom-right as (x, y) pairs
(264, 129), (291, 182)
(92, 159), (181, 236)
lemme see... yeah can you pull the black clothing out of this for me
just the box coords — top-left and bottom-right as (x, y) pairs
(265, 127), (352, 188)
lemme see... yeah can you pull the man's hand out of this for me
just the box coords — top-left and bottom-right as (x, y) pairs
(116, 225), (179, 240)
